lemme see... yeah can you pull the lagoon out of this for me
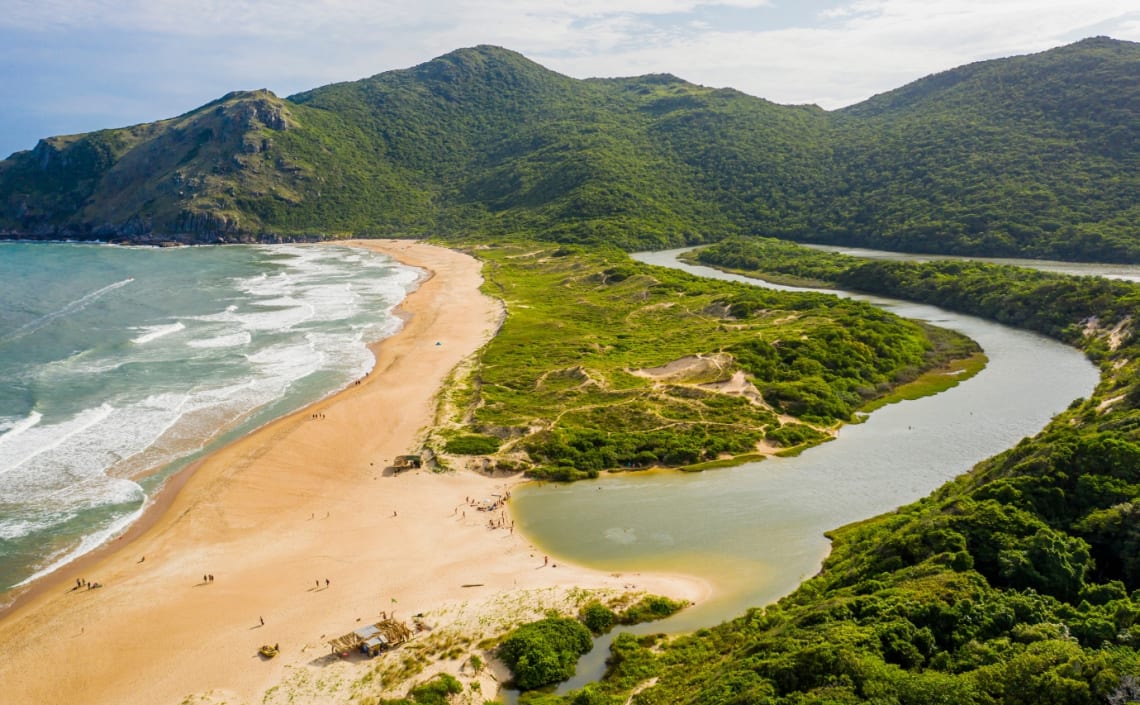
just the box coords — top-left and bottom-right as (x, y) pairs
(511, 247), (1102, 691)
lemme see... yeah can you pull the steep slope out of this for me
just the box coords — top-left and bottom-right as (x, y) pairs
(0, 39), (1136, 259)
(0, 88), (432, 240)
(819, 36), (1140, 259)
(290, 47), (740, 248)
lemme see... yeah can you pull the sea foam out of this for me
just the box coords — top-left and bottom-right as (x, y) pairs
(130, 321), (186, 345)
(0, 243), (420, 591)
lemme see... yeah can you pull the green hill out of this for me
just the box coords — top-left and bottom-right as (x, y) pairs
(0, 39), (1137, 259)
(820, 37), (1140, 260)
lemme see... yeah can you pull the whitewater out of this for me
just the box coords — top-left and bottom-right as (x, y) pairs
(0, 242), (420, 596)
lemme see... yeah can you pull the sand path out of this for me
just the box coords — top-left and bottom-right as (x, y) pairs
(0, 240), (706, 705)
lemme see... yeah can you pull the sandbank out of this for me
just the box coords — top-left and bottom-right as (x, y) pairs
(0, 240), (707, 705)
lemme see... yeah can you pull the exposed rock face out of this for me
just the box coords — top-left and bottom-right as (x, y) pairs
(175, 209), (240, 236)
(0, 88), (311, 240)
(215, 92), (292, 134)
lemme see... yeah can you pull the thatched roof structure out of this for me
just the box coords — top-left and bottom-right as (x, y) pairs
(328, 618), (413, 654)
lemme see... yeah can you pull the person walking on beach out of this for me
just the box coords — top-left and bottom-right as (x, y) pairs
(260, 616), (264, 626)
(325, 578), (330, 588)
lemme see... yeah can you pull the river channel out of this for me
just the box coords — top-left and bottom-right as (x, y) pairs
(509, 247), (1110, 695)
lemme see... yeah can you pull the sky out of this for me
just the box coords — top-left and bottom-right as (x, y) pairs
(1, 0), (1137, 158)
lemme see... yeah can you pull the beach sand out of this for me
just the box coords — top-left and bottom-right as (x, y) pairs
(0, 240), (707, 705)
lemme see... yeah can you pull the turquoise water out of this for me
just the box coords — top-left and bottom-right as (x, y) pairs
(0, 242), (420, 596)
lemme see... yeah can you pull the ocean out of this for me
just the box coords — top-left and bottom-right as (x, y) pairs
(0, 242), (420, 598)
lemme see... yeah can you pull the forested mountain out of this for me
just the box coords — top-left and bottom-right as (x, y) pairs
(0, 38), (1137, 259)
(820, 37), (1140, 260)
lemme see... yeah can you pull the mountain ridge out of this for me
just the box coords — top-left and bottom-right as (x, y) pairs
(1, 38), (1137, 260)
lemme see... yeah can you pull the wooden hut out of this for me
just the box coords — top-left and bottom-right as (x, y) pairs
(393, 454), (422, 471)
(328, 618), (413, 657)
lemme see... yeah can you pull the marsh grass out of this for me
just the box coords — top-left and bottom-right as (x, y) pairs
(858, 352), (987, 414)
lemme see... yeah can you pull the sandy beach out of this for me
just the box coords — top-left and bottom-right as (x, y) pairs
(0, 240), (706, 705)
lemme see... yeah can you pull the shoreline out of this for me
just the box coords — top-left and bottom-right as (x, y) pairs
(0, 239), (708, 705)
(0, 242), (427, 616)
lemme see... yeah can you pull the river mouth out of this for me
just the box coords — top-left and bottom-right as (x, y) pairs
(506, 247), (1100, 694)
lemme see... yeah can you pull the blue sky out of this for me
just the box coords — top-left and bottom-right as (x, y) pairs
(1, 0), (1137, 158)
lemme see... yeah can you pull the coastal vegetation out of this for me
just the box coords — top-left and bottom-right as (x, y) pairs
(498, 616), (594, 689)
(499, 595), (689, 691)
(1, 38), (1137, 261)
(580, 595), (689, 635)
(2, 32), (1138, 705)
(504, 241), (1140, 704)
(690, 237), (1140, 348)
(429, 242), (978, 478)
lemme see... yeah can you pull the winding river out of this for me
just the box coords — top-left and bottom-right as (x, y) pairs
(509, 247), (1115, 693)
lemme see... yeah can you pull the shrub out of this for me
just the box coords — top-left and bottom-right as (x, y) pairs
(580, 601), (616, 634)
(444, 434), (502, 455)
(617, 595), (687, 625)
(498, 616), (593, 690)
(766, 422), (827, 448)
(383, 673), (462, 705)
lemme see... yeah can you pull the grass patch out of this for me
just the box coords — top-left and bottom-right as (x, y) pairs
(858, 352), (987, 414)
(678, 453), (768, 472)
(443, 434), (502, 455)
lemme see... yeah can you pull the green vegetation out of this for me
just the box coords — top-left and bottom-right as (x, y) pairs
(578, 596), (689, 636)
(498, 616), (594, 690)
(3, 36), (1139, 705)
(579, 601), (616, 635)
(2, 39), (1137, 260)
(433, 243), (975, 478)
(513, 241), (1140, 704)
(615, 595), (688, 625)
(442, 434), (502, 455)
(376, 673), (463, 705)
(822, 36), (1140, 261)
(693, 236), (1140, 348)
(858, 352), (987, 415)
(502, 596), (690, 692)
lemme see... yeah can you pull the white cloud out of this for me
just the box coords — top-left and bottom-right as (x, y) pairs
(1, 1), (773, 36)
(0, 0), (1137, 156)
(531, 0), (1140, 107)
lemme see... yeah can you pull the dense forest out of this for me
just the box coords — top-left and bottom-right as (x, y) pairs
(1, 38), (1136, 260)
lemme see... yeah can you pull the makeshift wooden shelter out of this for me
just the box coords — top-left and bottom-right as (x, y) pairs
(328, 618), (413, 657)
(393, 454), (422, 471)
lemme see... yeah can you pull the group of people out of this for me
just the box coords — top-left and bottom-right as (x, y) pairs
(465, 490), (511, 513)
(202, 573), (215, 583)
(461, 492), (515, 532)
(73, 577), (102, 591)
